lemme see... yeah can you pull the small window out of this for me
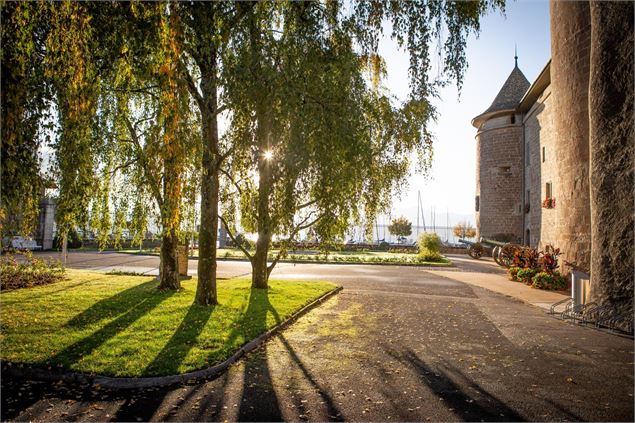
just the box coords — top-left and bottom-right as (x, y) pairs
(475, 195), (480, 212)
(511, 115), (516, 124)
(525, 229), (531, 246)
(546, 182), (552, 198)
(498, 166), (511, 175)
(542, 146), (546, 163)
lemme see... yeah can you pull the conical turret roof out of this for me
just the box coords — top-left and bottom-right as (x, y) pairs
(472, 63), (530, 127)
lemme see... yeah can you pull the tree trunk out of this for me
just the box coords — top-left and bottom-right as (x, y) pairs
(251, 128), (274, 289)
(196, 99), (220, 305)
(196, 47), (219, 306)
(159, 228), (180, 290)
(248, 8), (273, 290)
(61, 233), (68, 267)
(588, 1), (634, 325)
(252, 222), (271, 289)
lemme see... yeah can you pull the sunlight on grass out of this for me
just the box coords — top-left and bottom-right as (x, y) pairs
(0, 270), (336, 377)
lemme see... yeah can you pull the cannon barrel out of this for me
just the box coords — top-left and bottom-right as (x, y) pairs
(478, 237), (508, 247)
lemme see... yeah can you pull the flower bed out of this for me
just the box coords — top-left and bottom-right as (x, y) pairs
(506, 244), (567, 291)
(0, 251), (65, 290)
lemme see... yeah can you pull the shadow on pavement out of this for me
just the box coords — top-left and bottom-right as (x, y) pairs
(277, 334), (344, 421)
(386, 346), (526, 422)
(234, 289), (283, 421)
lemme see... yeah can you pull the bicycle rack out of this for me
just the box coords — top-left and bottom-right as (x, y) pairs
(549, 297), (572, 315)
(561, 302), (585, 322)
(549, 296), (633, 337)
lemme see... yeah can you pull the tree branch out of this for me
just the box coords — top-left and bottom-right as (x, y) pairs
(267, 212), (324, 275)
(297, 199), (317, 210)
(219, 215), (253, 261)
(180, 61), (204, 110)
(216, 137), (234, 166)
(219, 168), (243, 195)
(124, 115), (164, 207)
(108, 158), (139, 176)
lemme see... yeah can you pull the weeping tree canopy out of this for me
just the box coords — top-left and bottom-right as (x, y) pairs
(1, 1), (502, 279)
(218, 1), (502, 287)
(1, 2), (51, 237)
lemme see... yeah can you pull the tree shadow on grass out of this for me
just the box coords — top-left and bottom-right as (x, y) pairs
(385, 346), (525, 421)
(64, 278), (160, 328)
(142, 303), (215, 376)
(48, 280), (174, 370)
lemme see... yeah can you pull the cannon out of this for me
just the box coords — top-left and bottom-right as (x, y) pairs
(459, 237), (520, 267)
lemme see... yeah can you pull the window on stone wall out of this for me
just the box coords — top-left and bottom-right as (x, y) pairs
(511, 115), (516, 124)
(525, 190), (531, 213)
(542, 146), (546, 163)
(497, 166), (511, 175)
(546, 182), (552, 198)
(475, 195), (480, 212)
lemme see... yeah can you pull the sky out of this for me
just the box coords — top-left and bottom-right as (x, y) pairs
(378, 0), (551, 229)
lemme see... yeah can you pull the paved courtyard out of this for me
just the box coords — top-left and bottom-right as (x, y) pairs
(2, 252), (633, 421)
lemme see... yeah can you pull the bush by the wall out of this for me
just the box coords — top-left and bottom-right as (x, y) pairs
(0, 252), (65, 290)
(516, 268), (537, 285)
(532, 271), (567, 290)
(507, 267), (521, 281)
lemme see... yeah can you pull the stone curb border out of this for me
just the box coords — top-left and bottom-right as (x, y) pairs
(2, 286), (343, 390)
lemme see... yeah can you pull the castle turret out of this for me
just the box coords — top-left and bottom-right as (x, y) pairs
(472, 61), (530, 242)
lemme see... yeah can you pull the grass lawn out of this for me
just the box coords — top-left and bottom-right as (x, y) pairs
(0, 270), (336, 377)
(117, 248), (452, 266)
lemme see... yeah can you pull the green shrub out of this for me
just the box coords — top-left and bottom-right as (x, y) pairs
(532, 271), (567, 290)
(0, 251), (65, 290)
(508, 267), (521, 281)
(53, 228), (83, 249)
(516, 268), (537, 284)
(418, 233), (441, 254)
(378, 241), (390, 251)
(418, 249), (444, 262)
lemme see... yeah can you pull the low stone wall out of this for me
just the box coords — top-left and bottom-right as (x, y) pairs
(441, 247), (469, 255)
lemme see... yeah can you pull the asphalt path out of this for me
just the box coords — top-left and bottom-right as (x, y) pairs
(2, 251), (633, 421)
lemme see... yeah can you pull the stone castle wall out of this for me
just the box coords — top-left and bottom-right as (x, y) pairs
(549, 0), (592, 273)
(523, 85), (555, 249)
(475, 118), (524, 242)
(588, 1), (634, 322)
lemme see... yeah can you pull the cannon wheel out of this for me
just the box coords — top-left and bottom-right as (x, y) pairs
(492, 246), (502, 266)
(498, 244), (519, 268)
(468, 243), (484, 259)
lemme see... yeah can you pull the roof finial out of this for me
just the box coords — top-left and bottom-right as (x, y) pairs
(514, 44), (518, 67)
